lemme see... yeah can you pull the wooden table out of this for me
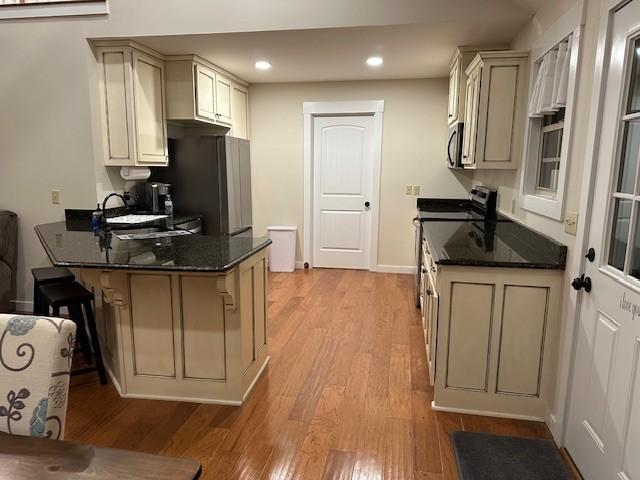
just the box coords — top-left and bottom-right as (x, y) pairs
(0, 432), (201, 479)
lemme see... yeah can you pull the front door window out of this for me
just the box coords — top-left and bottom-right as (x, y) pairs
(607, 39), (640, 280)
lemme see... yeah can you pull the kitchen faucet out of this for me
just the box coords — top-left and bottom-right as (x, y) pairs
(100, 193), (128, 230)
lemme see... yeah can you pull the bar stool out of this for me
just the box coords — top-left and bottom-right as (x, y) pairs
(40, 282), (108, 385)
(32, 267), (75, 315)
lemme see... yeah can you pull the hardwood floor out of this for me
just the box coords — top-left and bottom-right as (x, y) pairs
(65, 269), (569, 479)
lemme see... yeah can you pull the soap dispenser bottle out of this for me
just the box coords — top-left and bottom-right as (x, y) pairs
(164, 194), (173, 218)
(91, 204), (103, 234)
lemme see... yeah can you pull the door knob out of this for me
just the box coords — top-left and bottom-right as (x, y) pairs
(364, 201), (370, 208)
(571, 274), (592, 293)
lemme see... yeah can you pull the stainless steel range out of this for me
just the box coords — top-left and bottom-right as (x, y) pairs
(413, 186), (500, 306)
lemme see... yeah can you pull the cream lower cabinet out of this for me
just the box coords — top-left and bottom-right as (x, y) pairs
(421, 242), (439, 386)
(77, 249), (269, 405)
(462, 51), (529, 170)
(95, 42), (168, 167)
(424, 256), (563, 420)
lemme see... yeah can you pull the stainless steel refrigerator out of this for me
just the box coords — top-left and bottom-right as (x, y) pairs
(151, 136), (252, 236)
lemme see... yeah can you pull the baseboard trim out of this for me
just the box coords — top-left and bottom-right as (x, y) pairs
(11, 300), (34, 312)
(295, 261), (306, 269)
(546, 408), (563, 444)
(375, 264), (417, 274)
(243, 356), (270, 401)
(431, 401), (545, 422)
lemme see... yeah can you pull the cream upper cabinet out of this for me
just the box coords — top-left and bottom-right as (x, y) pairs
(96, 42), (168, 167)
(447, 48), (479, 126)
(165, 56), (247, 130)
(447, 59), (460, 123)
(131, 51), (168, 165)
(461, 67), (480, 166)
(462, 50), (529, 170)
(194, 64), (216, 122)
(230, 83), (249, 139)
(215, 75), (233, 126)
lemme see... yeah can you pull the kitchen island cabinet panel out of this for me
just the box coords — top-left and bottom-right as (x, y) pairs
(239, 251), (268, 374)
(446, 282), (493, 391)
(497, 285), (549, 396)
(180, 276), (226, 381)
(36, 221), (271, 405)
(68, 252), (269, 406)
(129, 274), (175, 377)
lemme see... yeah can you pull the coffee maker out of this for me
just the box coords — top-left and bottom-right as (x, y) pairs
(130, 182), (171, 214)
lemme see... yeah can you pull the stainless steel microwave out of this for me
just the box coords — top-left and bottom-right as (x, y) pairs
(447, 122), (464, 169)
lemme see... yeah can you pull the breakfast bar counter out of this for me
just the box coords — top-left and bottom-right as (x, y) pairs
(35, 221), (271, 405)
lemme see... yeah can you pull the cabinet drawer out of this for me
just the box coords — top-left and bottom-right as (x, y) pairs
(423, 249), (438, 280)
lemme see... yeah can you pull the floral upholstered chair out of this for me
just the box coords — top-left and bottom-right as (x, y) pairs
(0, 314), (76, 440)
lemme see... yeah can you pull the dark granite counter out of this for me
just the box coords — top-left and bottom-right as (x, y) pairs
(35, 221), (271, 273)
(421, 219), (566, 270)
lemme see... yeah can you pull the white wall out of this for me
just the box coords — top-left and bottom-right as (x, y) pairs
(0, 22), (99, 309)
(249, 80), (472, 268)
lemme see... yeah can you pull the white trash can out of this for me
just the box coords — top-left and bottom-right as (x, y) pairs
(266, 226), (297, 272)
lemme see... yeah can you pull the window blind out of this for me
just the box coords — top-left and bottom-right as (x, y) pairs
(528, 36), (572, 118)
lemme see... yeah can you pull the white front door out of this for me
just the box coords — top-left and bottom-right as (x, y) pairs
(567, 2), (640, 478)
(312, 115), (375, 269)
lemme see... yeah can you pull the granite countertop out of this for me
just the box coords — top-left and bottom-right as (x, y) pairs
(35, 221), (271, 273)
(422, 219), (566, 270)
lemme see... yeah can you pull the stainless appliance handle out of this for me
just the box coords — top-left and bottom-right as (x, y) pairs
(447, 130), (456, 166)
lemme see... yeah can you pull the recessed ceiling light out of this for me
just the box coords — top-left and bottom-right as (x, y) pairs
(366, 56), (384, 67)
(255, 60), (272, 70)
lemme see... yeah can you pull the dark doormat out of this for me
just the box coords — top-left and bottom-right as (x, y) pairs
(451, 431), (572, 480)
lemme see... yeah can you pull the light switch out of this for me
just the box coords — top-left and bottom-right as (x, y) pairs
(565, 211), (578, 235)
(51, 190), (60, 205)
(412, 185), (421, 195)
(405, 185), (413, 195)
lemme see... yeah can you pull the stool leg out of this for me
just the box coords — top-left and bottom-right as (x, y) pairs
(69, 304), (93, 366)
(33, 281), (39, 315)
(83, 300), (107, 386)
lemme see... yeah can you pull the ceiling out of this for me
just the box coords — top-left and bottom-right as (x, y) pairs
(132, 0), (544, 83)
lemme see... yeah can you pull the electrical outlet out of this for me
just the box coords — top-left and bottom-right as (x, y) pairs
(412, 185), (421, 195)
(565, 211), (578, 235)
(51, 190), (60, 205)
(405, 185), (413, 195)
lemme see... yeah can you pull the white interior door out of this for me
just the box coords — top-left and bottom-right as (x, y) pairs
(567, 2), (640, 478)
(313, 115), (374, 269)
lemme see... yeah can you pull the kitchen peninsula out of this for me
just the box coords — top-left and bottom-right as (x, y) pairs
(35, 221), (271, 405)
